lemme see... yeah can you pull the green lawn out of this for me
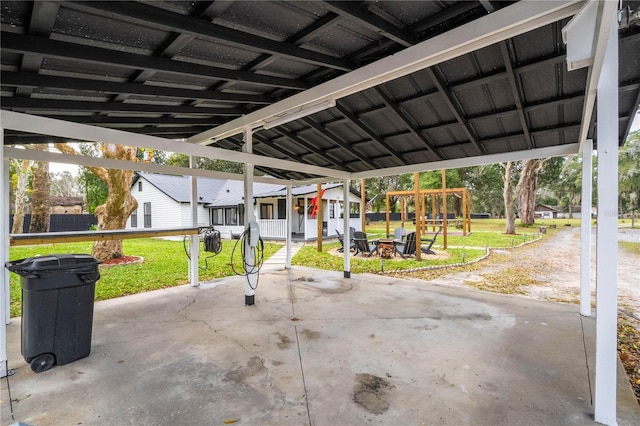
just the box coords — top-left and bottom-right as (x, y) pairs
(361, 219), (545, 248)
(8, 238), (282, 318)
(620, 241), (640, 255)
(292, 242), (486, 275)
(9, 218), (603, 318)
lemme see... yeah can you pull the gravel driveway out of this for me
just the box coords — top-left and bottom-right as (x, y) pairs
(428, 226), (640, 319)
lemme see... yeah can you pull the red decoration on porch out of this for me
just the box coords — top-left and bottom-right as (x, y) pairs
(310, 189), (326, 218)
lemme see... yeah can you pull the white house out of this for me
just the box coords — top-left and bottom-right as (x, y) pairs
(127, 173), (363, 240)
(534, 204), (562, 219)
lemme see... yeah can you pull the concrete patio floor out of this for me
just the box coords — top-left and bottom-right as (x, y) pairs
(2, 266), (639, 425)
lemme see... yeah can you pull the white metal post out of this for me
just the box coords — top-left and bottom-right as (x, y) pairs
(594, 16), (618, 426)
(580, 139), (593, 317)
(285, 184), (292, 269)
(189, 156), (200, 287)
(243, 127), (256, 305)
(1, 127), (8, 378)
(343, 179), (351, 278)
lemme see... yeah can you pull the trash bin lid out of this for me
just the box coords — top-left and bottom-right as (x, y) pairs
(6, 254), (100, 274)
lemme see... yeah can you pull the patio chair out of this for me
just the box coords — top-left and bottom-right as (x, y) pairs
(336, 229), (356, 253)
(353, 231), (379, 257)
(420, 227), (442, 255)
(393, 232), (416, 259)
(387, 227), (405, 242)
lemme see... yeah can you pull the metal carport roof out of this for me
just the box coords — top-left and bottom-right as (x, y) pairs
(1, 0), (638, 181)
(1, 2), (638, 425)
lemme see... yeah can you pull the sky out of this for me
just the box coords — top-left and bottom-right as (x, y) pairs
(48, 111), (640, 176)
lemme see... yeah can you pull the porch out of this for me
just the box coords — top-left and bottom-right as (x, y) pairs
(216, 218), (362, 241)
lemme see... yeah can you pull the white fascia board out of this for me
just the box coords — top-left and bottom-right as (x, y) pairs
(576, 0), (619, 153)
(188, 0), (584, 145)
(1, 111), (349, 180)
(562, 0), (599, 70)
(351, 144), (580, 179)
(3, 146), (291, 186)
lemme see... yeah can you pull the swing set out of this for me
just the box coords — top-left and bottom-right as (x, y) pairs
(383, 188), (472, 249)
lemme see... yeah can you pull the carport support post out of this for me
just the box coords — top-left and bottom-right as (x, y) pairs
(580, 140), (593, 316)
(343, 179), (351, 278)
(316, 183), (322, 252)
(285, 184), (292, 269)
(1, 127), (8, 378)
(243, 126), (256, 305)
(441, 170), (447, 249)
(414, 173), (421, 261)
(594, 17), (618, 426)
(189, 156), (200, 287)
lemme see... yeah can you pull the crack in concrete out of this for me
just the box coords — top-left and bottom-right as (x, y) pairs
(174, 297), (257, 354)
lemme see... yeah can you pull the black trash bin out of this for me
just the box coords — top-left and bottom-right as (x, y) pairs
(6, 254), (101, 373)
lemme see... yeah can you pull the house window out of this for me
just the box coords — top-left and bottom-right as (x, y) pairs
(350, 202), (360, 215)
(239, 205), (245, 226)
(143, 202), (152, 228)
(225, 207), (238, 226)
(212, 208), (224, 226)
(329, 202), (335, 219)
(130, 209), (138, 228)
(260, 204), (274, 219)
(138, 181), (142, 192)
(307, 197), (315, 215)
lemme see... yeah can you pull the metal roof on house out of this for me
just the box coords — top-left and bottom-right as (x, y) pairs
(135, 172), (228, 204)
(138, 172), (359, 207)
(535, 204), (563, 212)
(2, 1), (639, 182)
(208, 180), (287, 207)
(254, 183), (344, 199)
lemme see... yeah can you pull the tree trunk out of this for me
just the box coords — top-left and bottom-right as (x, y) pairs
(56, 143), (139, 261)
(11, 159), (32, 233)
(29, 145), (51, 233)
(503, 162), (516, 234)
(91, 150), (138, 261)
(516, 159), (544, 226)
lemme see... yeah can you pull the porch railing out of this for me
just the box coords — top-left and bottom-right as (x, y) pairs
(258, 219), (287, 238)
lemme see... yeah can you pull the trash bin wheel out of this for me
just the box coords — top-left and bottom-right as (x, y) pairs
(30, 353), (55, 373)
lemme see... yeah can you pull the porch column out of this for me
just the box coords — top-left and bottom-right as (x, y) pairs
(594, 15), (618, 425)
(316, 184), (323, 252)
(343, 179), (351, 278)
(189, 156), (199, 287)
(243, 126), (257, 306)
(286, 184), (292, 269)
(1, 127), (8, 377)
(304, 197), (308, 239)
(580, 140), (593, 316)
